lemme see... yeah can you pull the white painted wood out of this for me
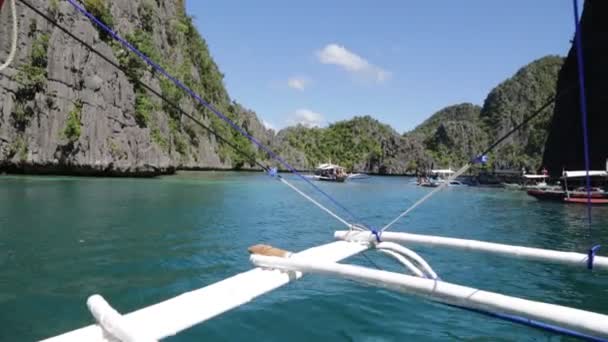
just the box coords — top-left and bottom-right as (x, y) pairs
(42, 241), (370, 342)
(86, 295), (156, 342)
(335, 231), (608, 271)
(251, 255), (608, 339)
(563, 170), (607, 178)
(377, 249), (425, 277)
(377, 242), (438, 279)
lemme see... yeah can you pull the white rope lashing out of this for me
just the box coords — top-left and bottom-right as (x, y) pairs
(377, 249), (426, 277)
(376, 241), (438, 279)
(278, 176), (354, 230)
(0, 0), (18, 72)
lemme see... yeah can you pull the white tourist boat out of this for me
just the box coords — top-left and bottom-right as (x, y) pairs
(309, 163), (369, 182)
(419, 169), (465, 187)
(312, 163), (349, 182)
(503, 174), (552, 190)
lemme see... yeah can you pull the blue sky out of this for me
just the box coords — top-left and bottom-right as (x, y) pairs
(185, 1), (579, 133)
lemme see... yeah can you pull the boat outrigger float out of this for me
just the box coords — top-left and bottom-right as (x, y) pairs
(44, 230), (608, 342)
(16, 0), (604, 340)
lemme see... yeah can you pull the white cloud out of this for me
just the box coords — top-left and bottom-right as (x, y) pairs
(286, 109), (325, 128)
(287, 77), (309, 91)
(316, 43), (391, 83)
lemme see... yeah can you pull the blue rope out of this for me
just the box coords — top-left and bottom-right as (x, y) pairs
(371, 228), (382, 243)
(65, 0), (367, 227)
(572, 0), (592, 227)
(446, 303), (607, 341)
(587, 245), (601, 270)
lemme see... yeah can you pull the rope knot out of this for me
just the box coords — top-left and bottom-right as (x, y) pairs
(371, 228), (382, 243)
(587, 245), (601, 270)
(267, 167), (278, 177)
(472, 154), (488, 164)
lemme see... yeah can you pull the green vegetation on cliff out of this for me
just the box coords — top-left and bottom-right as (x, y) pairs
(480, 55), (563, 169)
(408, 103), (485, 167)
(277, 56), (563, 173)
(63, 101), (83, 142)
(13, 26), (49, 129)
(278, 116), (389, 170)
(276, 116), (430, 173)
(86, 0), (261, 167)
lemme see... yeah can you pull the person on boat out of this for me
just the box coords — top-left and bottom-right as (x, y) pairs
(541, 166), (548, 176)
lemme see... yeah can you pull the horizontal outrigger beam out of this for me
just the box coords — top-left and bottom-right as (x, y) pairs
(251, 254), (608, 340)
(44, 233), (608, 342)
(42, 241), (369, 342)
(335, 230), (608, 271)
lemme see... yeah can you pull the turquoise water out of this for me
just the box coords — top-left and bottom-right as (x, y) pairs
(1, 172), (607, 341)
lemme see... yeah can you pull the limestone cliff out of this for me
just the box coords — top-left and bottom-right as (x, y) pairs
(407, 103), (486, 167)
(543, 0), (608, 175)
(275, 116), (432, 174)
(0, 0), (273, 176)
(480, 56), (563, 170)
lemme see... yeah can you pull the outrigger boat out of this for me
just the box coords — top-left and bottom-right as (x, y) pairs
(312, 163), (349, 182)
(20, 0), (607, 340)
(418, 169), (465, 187)
(527, 170), (608, 204)
(563, 170), (608, 204)
(503, 174), (556, 191)
(43, 230), (608, 342)
(310, 163), (369, 182)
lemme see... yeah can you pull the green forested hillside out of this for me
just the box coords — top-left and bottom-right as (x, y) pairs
(275, 56), (564, 173)
(480, 55), (563, 169)
(408, 103), (486, 167)
(275, 116), (421, 171)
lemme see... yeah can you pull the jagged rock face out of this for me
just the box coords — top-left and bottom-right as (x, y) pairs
(368, 135), (432, 175)
(0, 0), (272, 176)
(275, 116), (432, 174)
(480, 56), (563, 170)
(543, 0), (608, 175)
(407, 103), (485, 167)
(409, 103), (481, 139)
(425, 120), (487, 165)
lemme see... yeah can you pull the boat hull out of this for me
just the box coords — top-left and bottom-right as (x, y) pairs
(318, 176), (347, 183)
(564, 197), (608, 205)
(527, 189), (565, 201)
(528, 189), (608, 205)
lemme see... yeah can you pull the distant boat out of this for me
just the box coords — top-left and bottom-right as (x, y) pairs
(418, 169), (465, 187)
(503, 174), (555, 191)
(313, 163), (348, 182)
(527, 170), (608, 204)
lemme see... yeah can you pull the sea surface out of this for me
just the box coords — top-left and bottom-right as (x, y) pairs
(1, 172), (607, 341)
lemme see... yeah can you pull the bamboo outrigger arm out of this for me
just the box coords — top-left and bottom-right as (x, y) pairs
(335, 231), (608, 271)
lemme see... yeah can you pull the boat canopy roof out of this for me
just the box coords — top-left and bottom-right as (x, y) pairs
(317, 163), (344, 170)
(562, 170), (608, 178)
(523, 174), (548, 179)
(431, 169), (454, 174)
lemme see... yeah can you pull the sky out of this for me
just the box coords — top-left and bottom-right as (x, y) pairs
(185, 1), (580, 133)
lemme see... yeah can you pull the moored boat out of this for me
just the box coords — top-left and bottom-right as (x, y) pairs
(418, 169), (466, 187)
(527, 170), (608, 204)
(527, 188), (565, 201)
(313, 163), (348, 182)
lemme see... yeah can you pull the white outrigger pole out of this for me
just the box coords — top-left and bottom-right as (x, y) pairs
(32, 1), (606, 341)
(44, 232), (608, 342)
